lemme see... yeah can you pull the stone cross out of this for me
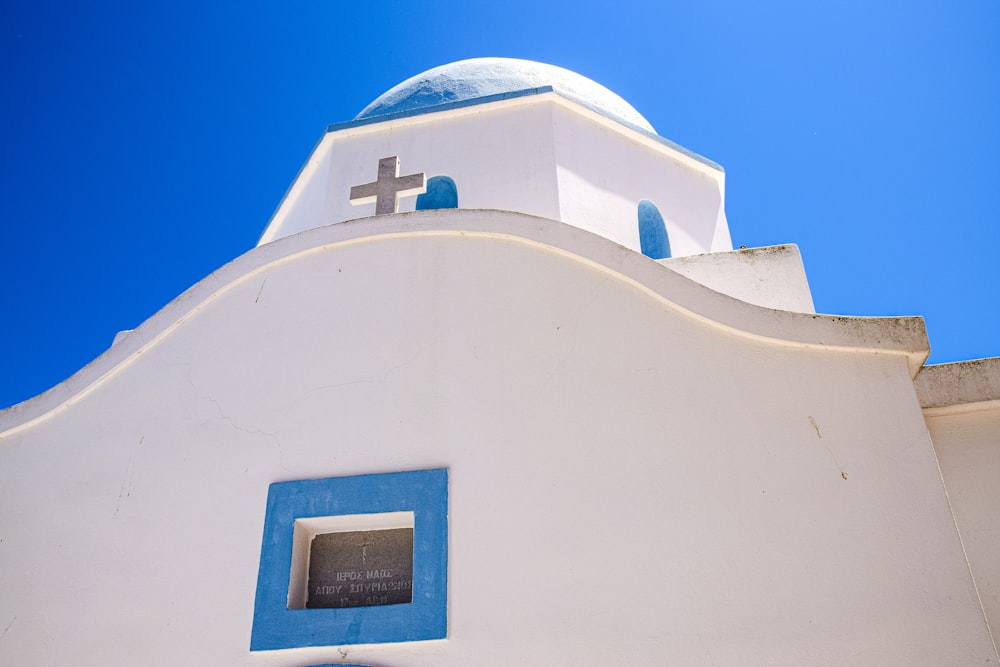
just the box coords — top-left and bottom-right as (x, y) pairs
(349, 156), (426, 215)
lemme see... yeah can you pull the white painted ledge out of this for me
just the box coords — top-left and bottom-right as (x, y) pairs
(916, 357), (1000, 416)
(659, 244), (815, 314)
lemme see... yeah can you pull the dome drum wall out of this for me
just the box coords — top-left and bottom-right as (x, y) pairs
(261, 93), (730, 256)
(548, 103), (727, 254)
(327, 101), (564, 226)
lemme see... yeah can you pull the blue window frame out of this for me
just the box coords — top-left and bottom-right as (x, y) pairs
(251, 468), (448, 650)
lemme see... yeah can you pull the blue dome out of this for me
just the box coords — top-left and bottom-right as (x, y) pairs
(355, 58), (655, 134)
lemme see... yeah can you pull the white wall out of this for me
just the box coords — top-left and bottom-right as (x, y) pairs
(550, 103), (726, 255)
(918, 359), (1000, 645)
(259, 94), (730, 258)
(1, 211), (993, 666)
(927, 406), (1000, 644)
(660, 244), (815, 313)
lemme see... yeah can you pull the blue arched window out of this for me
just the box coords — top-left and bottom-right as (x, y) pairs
(416, 176), (458, 210)
(637, 199), (671, 259)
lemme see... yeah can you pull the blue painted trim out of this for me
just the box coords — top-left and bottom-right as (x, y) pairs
(325, 86), (723, 173)
(416, 175), (459, 211)
(638, 199), (671, 260)
(250, 469), (448, 651)
(328, 86), (554, 132)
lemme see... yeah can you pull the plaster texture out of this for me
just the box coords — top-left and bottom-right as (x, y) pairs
(659, 244), (815, 313)
(259, 92), (729, 257)
(1, 210), (992, 666)
(917, 357), (1000, 412)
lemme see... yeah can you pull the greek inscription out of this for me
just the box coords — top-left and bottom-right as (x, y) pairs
(348, 580), (412, 594)
(306, 528), (413, 609)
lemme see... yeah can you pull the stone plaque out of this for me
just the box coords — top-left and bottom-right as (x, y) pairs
(306, 528), (414, 609)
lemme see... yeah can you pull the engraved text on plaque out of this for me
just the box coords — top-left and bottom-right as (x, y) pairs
(306, 528), (414, 609)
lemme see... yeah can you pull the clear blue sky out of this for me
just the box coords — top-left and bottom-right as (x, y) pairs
(2, 1), (998, 409)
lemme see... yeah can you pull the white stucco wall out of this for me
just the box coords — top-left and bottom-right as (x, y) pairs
(259, 93), (730, 258)
(927, 406), (1000, 645)
(1, 211), (992, 666)
(659, 244), (815, 313)
(550, 103), (727, 255)
(918, 359), (1000, 646)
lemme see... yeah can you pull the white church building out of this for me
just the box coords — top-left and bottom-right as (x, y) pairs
(1, 58), (998, 665)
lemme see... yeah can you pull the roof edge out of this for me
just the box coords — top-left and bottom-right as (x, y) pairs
(327, 87), (724, 173)
(916, 357), (1000, 414)
(1, 210), (926, 438)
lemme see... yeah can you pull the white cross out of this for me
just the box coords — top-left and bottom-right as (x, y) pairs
(349, 156), (426, 215)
